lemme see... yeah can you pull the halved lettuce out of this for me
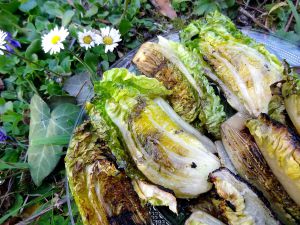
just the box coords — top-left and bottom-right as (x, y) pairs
(86, 104), (177, 212)
(133, 41), (200, 123)
(65, 121), (151, 225)
(133, 36), (226, 138)
(246, 114), (300, 206)
(93, 68), (220, 198)
(181, 11), (283, 116)
(222, 113), (300, 224)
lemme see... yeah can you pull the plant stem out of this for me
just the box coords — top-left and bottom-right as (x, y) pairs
(27, 80), (40, 96)
(285, 0), (300, 32)
(2, 49), (62, 77)
(238, 7), (272, 32)
(68, 50), (99, 82)
(117, 0), (130, 25)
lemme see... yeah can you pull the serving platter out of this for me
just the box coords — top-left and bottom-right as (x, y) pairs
(70, 28), (300, 225)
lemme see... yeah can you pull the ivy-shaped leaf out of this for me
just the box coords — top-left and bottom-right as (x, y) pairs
(28, 95), (80, 186)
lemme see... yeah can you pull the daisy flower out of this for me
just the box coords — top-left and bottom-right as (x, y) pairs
(97, 27), (122, 53)
(0, 30), (7, 55)
(78, 29), (98, 50)
(41, 27), (69, 55)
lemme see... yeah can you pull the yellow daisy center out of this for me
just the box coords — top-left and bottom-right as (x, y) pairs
(83, 35), (92, 44)
(51, 35), (61, 44)
(103, 36), (113, 45)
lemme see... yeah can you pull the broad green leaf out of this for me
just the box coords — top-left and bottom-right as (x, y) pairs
(0, 101), (13, 114)
(127, 0), (141, 19)
(0, 8), (19, 33)
(19, 0), (37, 12)
(25, 39), (41, 59)
(119, 19), (132, 35)
(35, 16), (50, 31)
(23, 22), (39, 42)
(108, 14), (121, 25)
(0, 0), (20, 13)
(85, 5), (98, 17)
(1, 145), (22, 163)
(43, 1), (64, 17)
(62, 10), (75, 26)
(28, 95), (80, 186)
(60, 56), (72, 74)
(25, 38), (41, 61)
(0, 56), (19, 74)
(83, 51), (98, 73)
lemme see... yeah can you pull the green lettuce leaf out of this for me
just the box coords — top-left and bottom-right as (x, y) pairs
(268, 95), (286, 125)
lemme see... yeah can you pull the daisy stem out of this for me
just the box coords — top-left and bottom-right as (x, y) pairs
(27, 80), (40, 96)
(117, 0), (130, 25)
(68, 50), (99, 83)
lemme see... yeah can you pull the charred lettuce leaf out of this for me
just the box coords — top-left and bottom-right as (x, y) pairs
(210, 168), (279, 225)
(86, 103), (143, 179)
(282, 73), (300, 135)
(132, 179), (177, 214)
(93, 68), (220, 198)
(246, 114), (300, 206)
(181, 11), (283, 116)
(65, 121), (151, 225)
(222, 113), (300, 224)
(133, 36), (226, 138)
(133, 41), (200, 123)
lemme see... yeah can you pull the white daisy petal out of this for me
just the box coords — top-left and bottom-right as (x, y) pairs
(0, 29), (7, 55)
(41, 26), (69, 55)
(100, 27), (111, 37)
(104, 45), (110, 53)
(94, 34), (103, 45)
